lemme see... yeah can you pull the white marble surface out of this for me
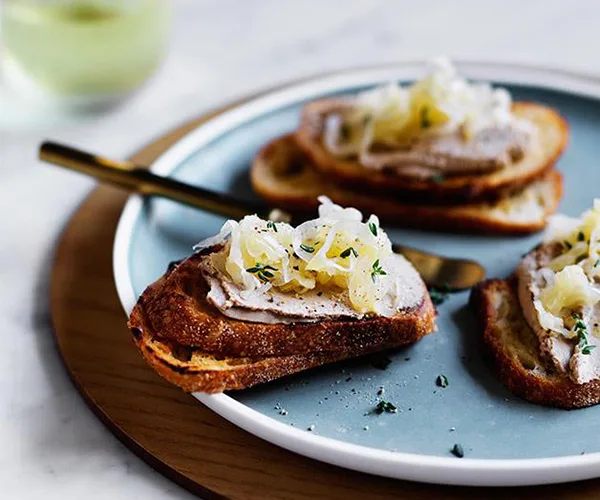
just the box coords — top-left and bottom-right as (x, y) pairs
(3, 1), (600, 498)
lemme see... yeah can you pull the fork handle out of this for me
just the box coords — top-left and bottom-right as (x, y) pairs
(39, 142), (283, 222)
(39, 141), (485, 289)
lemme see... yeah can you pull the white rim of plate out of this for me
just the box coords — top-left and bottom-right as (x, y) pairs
(113, 61), (600, 487)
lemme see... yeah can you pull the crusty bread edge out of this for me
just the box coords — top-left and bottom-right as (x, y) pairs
(129, 319), (433, 394)
(251, 134), (564, 235)
(469, 278), (600, 409)
(130, 324), (347, 393)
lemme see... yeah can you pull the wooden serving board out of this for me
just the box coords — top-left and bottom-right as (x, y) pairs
(50, 112), (600, 500)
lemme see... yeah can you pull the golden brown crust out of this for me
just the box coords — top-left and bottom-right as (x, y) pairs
(470, 279), (600, 409)
(251, 135), (563, 235)
(128, 252), (436, 393)
(131, 325), (407, 393)
(295, 101), (568, 204)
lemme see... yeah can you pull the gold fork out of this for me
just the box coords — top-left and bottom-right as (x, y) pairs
(39, 142), (485, 290)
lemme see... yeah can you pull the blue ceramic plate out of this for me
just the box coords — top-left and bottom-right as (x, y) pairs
(114, 62), (600, 486)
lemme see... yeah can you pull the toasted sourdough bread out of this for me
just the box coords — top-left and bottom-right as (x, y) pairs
(295, 101), (568, 204)
(470, 279), (600, 409)
(251, 135), (563, 235)
(128, 251), (436, 393)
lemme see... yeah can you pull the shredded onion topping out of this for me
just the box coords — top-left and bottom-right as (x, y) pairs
(533, 199), (600, 338)
(323, 57), (532, 159)
(193, 197), (407, 315)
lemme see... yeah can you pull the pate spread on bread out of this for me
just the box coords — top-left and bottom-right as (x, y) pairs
(194, 197), (425, 324)
(295, 59), (567, 206)
(517, 201), (600, 384)
(302, 58), (534, 180)
(471, 200), (600, 408)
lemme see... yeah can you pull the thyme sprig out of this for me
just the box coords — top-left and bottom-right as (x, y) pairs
(371, 259), (387, 282)
(572, 312), (596, 355)
(375, 400), (397, 414)
(246, 263), (278, 283)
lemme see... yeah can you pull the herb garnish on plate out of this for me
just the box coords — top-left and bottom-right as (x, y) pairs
(451, 443), (464, 458)
(429, 283), (452, 305)
(375, 400), (398, 414)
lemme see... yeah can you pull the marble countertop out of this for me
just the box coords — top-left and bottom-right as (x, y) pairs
(3, 1), (600, 498)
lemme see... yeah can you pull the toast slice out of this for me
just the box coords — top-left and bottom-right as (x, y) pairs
(128, 252), (436, 393)
(295, 101), (568, 204)
(251, 135), (563, 235)
(470, 279), (600, 409)
(130, 324), (395, 393)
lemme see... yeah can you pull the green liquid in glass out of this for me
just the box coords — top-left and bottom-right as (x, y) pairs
(1, 0), (170, 96)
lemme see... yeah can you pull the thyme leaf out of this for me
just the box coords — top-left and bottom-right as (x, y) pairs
(374, 400), (397, 414)
(300, 243), (315, 253)
(340, 247), (358, 258)
(451, 443), (464, 458)
(369, 221), (378, 237)
(429, 283), (451, 305)
(436, 374), (449, 388)
(246, 263), (278, 282)
(371, 259), (387, 282)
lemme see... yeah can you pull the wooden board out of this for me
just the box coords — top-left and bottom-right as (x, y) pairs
(49, 113), (600, 500)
